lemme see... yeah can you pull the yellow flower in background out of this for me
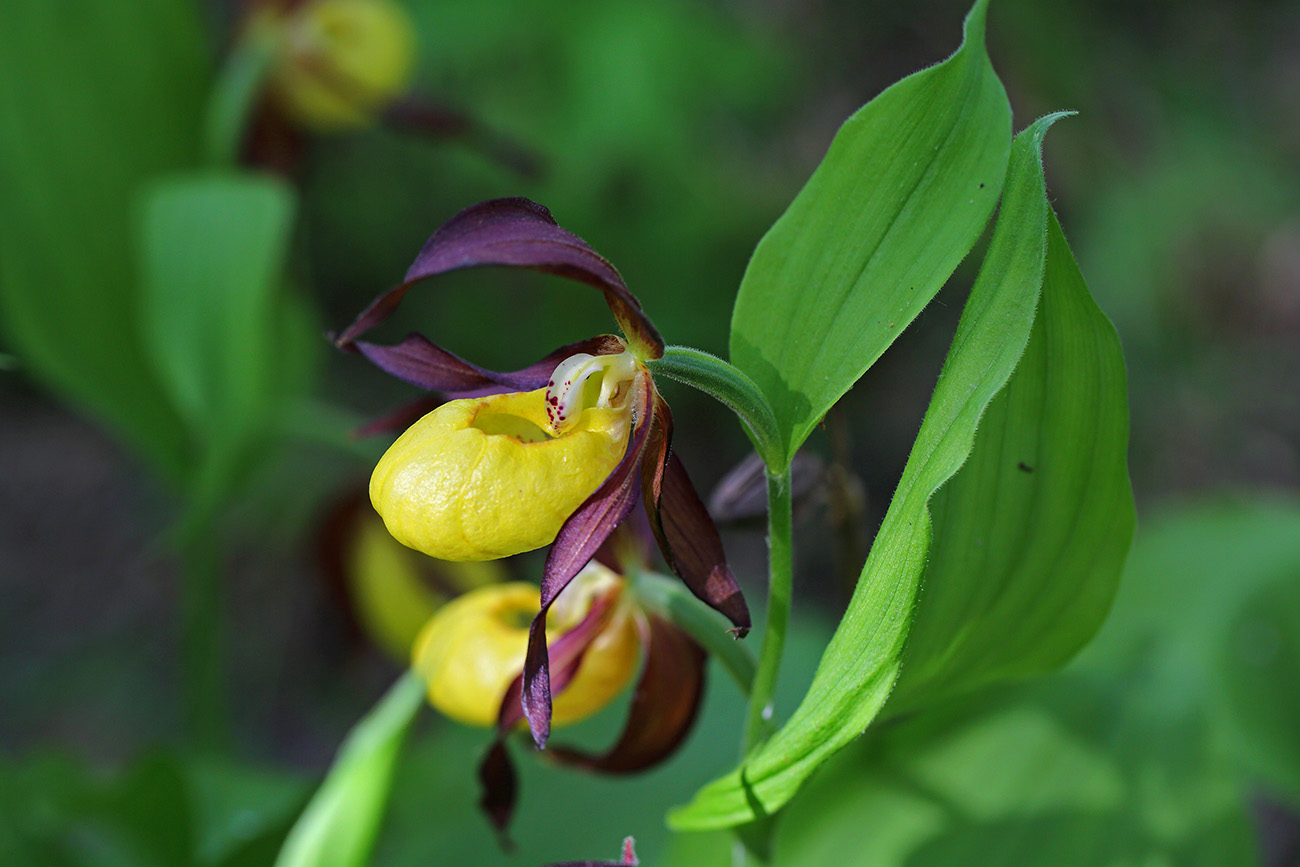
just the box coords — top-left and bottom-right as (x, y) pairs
(346, 512), (502, 661)
(261, 0), (416, 130)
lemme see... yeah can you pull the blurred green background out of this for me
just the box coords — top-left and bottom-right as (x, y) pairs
(1, 0), (1297, 864)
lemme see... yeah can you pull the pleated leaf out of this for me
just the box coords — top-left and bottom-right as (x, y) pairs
(670, 112), (1128, 830)
(728, 0), (1011, 463)
(885, 208), (1135, 712)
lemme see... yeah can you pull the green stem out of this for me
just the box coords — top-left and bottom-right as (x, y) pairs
(177, 502), (227, 752)
(203, 23), (278, 167)
(632, 570), (756, 696)
(647, 347), (782, 468)
(742, 468), (793, 755)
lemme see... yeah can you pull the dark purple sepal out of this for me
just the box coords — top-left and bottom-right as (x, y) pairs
(354, 333), (624, 393)
(352, 396), (445, 440)
(335, 198), (663, 360)
(477, 738), (518, 844)
(550, 614), (706, 774)
(521, 381), (654, 747)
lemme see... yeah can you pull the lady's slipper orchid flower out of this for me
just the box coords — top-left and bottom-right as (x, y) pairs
(253, 0), (417, 131)
(411, 557), (708, 833)
(335, 197), (750, 749)
(234, 0), (538, 174)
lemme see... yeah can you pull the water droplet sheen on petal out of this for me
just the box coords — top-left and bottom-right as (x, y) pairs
(370, 388), (630, 561)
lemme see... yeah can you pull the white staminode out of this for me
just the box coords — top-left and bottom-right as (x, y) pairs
(545, 350), (637, 435)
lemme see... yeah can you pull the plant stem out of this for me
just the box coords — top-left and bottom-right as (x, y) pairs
(203, 21), (277, 167)
(178, 505), (227, 752)
(632, 570), (756, 696)
(742, 467), (793, 755)
(647, 347), (783, 469)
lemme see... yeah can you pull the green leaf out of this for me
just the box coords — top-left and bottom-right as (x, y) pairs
(670, 113), (1084, 830)
(886, 208), (1135, 712)
(184, 757), (309, 867)
(1220, 573), (1300, 804)
(1076, 499), (1300, 804)
(0, 0), (208, 481)
(275, 674), (425, 867)
(728, 0), (1011, 464)
(138, 174), (296, 449)
(772, 680), (1255, 867)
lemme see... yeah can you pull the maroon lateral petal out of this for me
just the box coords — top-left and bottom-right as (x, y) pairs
(651, 451), (751, 636)
(638, 397), (749, 633)
(482, 588), (620, 838)
(550, 614), (706, 774)
(354, 334), (626, 394)
(520, 380), (654, 747)
(334, 198), (663, 359)
(495, 586), (620, 733)
(477, 738), (518, 841)
(638, 394), (674, 526)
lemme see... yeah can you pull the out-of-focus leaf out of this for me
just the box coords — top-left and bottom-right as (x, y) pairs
(275, 674), (425, 867)
(670, 113), (1072, 831)
(772, 678), (1255, 867)
(1073, 500), (1300, 805)
(0, 751), (309, 867)
(184, 757), (309, 867)
(887, 207), (1134, 711)
(1221, 578), (1300, 803)
(137, 174), (297, 478)
(0, 752), (194, 867)
(0, 0), (207, 480)
(728, 0), (1010, 463)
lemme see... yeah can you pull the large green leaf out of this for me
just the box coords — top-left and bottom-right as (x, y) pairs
(1074, 500), (1300, 806)
(275, 674), (425, 867)
(137, 173), (297, 487)
(771, 678), (1255, 867)
(0, 0), (208, 480)
(671, 114), (1098, 830)
(886, 209), (1135, 711)
(728, 0), (1011, 463)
